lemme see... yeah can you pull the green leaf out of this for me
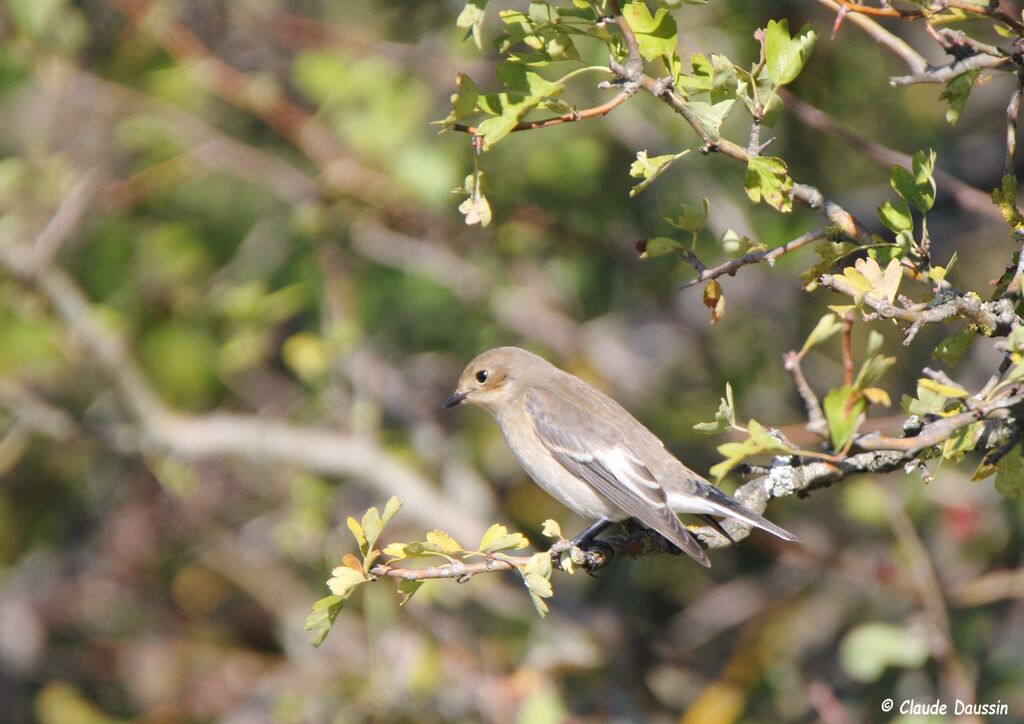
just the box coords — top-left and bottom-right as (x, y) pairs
(801, 313), (844, 354)
(747, 419), (792, 452)
(637, 237), (683, 258)
(877, 196), (913, 233)
(932, 329), (974, 366)
(438, 73), (480, 127)
(823, 385), (867, 450)
(361, 507), (383, 552)
(745, 156), (793, 212)
(693, 383), (736, 434)
(305, 595), (346, 647)
(890, 149), (937, 213)
(475, 63), (564, 148)
(478, 523), (530, 552)
(622, 1), (678, 61)
(939, 70), (980, 126)
(854, 354), (896, 390)
(497, 6), (581, 64)
(942, 421), (981, 461)
(994, 445), (1024, 499)
(800, 241), (858, 289)
(397, 580), (424, 606)
(839, 622), (930, 683)
(457, 0), (490, 49)
(918, 378), (969, 398)
(709, 416), (790, 480)
(382, 496), (403, 527)
(347, 516), (367, 555)
(665, 197), (709, 233)
(763, 19), (817, 87)
(677, 53), (740, 102)
(681, 99), (736, 140)
(629, 149), (691, 196)
(902, 383), (950, 416)
(541, 519), (562, 538)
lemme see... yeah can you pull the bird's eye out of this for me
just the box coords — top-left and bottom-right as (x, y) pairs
(475, 369), (489, 383)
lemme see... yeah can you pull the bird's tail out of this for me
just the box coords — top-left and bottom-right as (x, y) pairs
(678, 483), (798, 542)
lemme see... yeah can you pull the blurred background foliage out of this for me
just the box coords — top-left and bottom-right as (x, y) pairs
(0, 0), (1022, 722)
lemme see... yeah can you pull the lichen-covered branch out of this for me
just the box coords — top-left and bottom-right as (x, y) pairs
(819, 273), (1020, 340)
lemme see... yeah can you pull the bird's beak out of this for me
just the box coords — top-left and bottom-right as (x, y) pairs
(443, 390), (468, 409)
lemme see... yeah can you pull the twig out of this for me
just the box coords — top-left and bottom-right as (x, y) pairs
(780, 90), (999, 220)
(783, 351), (829, 439)
(819, 273), (1019, 340)
(830, 0), (1024, 34)
(680, 230), (825, 288)
(371, 557), (517, 582)
(814, 0), (928, 75)
(890, 53), (1010, 86)
(842, 313), (854, 386)
(856, 392), (1024, 454)
(453, 91), (631, 136)
(369, 522), (682, 579)
(635, 75), (874, 243)
(31, 167), (104, 271)
(608, 0), (644, 90)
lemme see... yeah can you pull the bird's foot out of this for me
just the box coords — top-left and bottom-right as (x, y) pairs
(550, 539), (613, 575)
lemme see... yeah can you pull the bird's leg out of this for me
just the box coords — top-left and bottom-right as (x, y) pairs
(700, 514), (736, 545)
(572, 517), (613, 547)
(570, 518), (615, 575)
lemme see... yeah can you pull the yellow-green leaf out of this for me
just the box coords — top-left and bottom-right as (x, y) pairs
(862, 387), (891, 407)
(541, 519), (562, 539)
(426, 529), (463, 554)
(327, 566), (366, 597)
(918, 378), (969, 398)
(347, 516), (367, 553)
(801, 313), (844, 354)
(479, 523), (529, 552)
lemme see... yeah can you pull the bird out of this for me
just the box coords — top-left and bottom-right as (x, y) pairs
(443, 346), (797, 567)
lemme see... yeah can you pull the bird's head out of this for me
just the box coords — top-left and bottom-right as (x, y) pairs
(443, 346), (549, 414)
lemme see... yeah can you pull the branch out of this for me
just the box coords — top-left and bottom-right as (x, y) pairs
(783, 351), (829, 439)
(452, 91), (631, 135)
(680, 230), (825, 288)
(0, 222), (487, 545)
(890, 53), (1010, 86)
(856, 392), (1024, 454)
(367, 521), (687, 580)
(814, 0), (928, 76)
(819, 273), (1019, 340)
(830, 0), (1024, 35)
(636, 75), (874, 243)
(780, 90), (1000, 220)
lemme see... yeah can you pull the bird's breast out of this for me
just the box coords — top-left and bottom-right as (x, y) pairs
(496, 402), (621, 522)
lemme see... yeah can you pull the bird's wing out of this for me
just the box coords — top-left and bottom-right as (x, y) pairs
(526, 385), (709, 567)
